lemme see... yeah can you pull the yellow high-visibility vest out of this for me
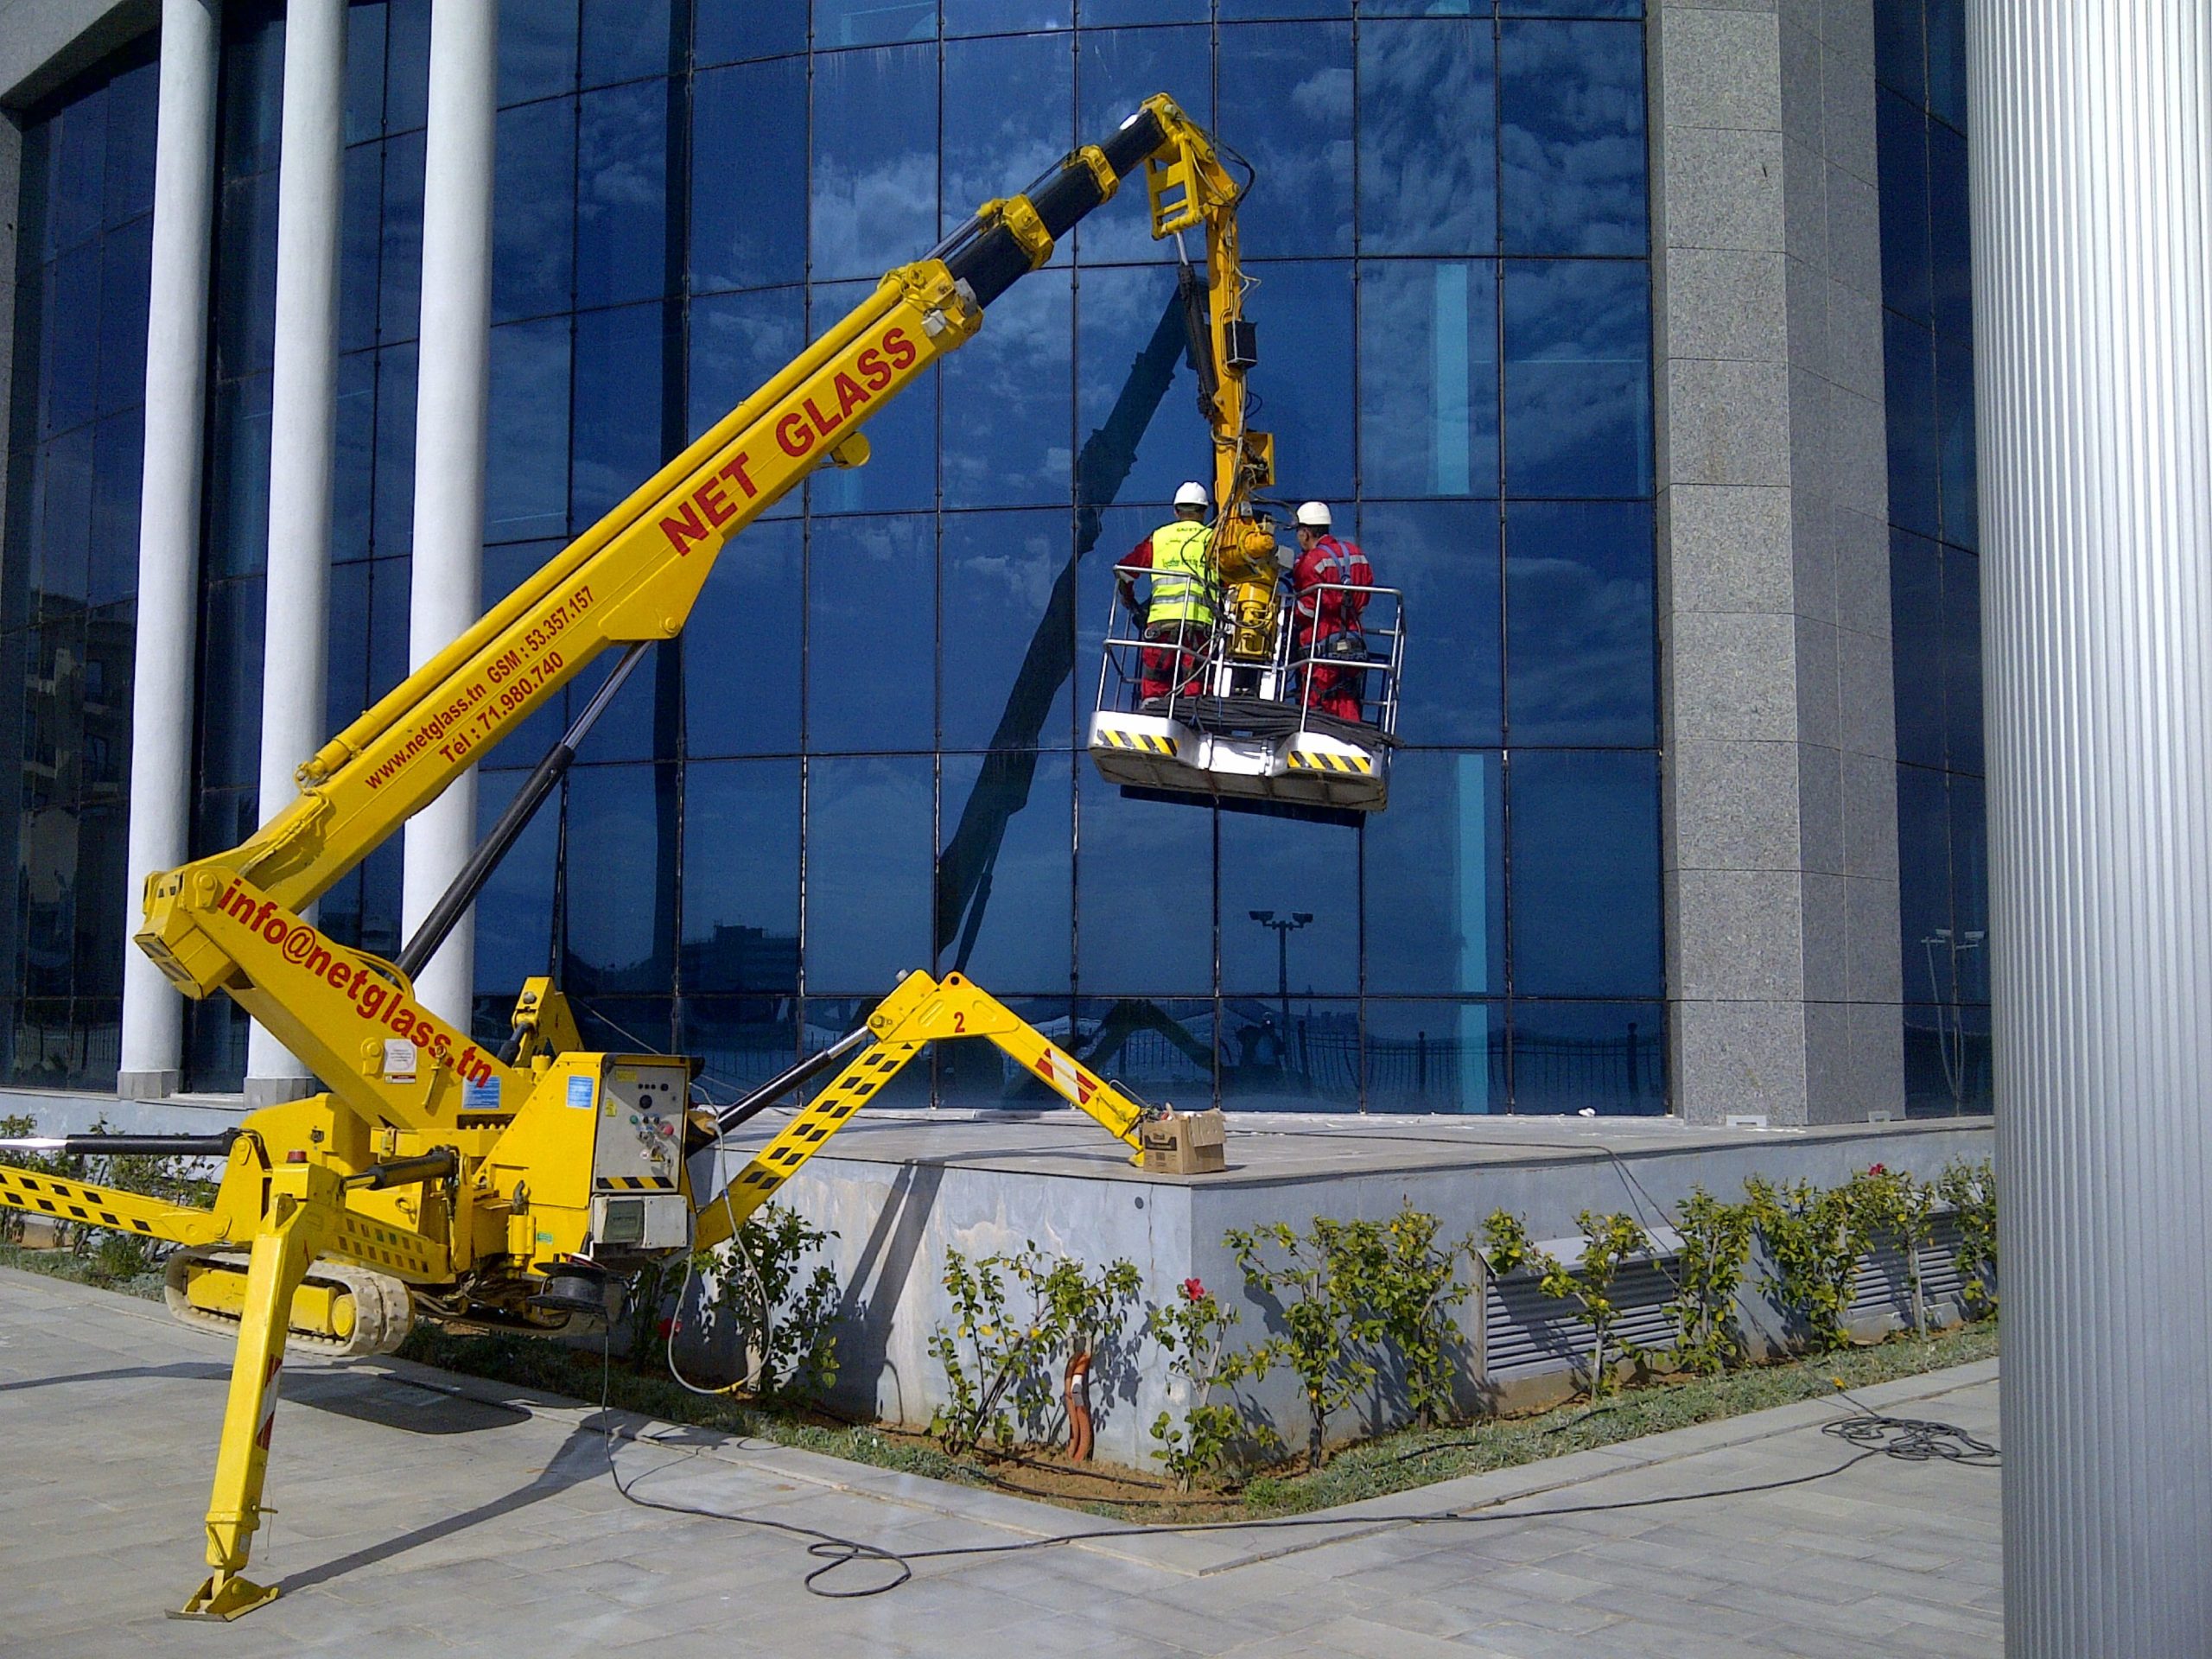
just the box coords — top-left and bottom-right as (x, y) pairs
(1147, 518), (1216, 626)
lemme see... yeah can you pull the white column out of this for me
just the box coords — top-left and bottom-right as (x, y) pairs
(118, 0), (222, 1101)
(1971, 3), (2212, 1653)
(400, 0), (498, 1025)
(243, 0), (348, 1109)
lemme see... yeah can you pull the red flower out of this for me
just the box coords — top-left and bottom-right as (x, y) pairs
(1180, 1277), (1206, 1302)
(1868, 1163), (1887, 1177)
(657, 1317), (676, 1338)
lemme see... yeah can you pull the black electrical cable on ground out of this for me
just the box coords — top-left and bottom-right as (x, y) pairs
(594, 1335), (1996, 1602)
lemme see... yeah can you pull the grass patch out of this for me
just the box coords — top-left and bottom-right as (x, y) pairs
(0, 1240), (165, 1300)
(5, 1245), (1993, 1522)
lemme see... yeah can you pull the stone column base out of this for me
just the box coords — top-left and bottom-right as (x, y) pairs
(118, 1069), (181, 1102)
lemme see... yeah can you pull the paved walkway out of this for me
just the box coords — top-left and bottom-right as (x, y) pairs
(0, 1269), (2000, 1657)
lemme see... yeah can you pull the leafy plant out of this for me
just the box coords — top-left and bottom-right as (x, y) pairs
(675, 1204), (842, 1399)
(1745, 1175), (1870, 1354)
(1852, 1163), (1939, 1336)
(0, 1114), (215, 1280)
(1146, 1275), (1246, 1491)
(1483, 1209), (1652, 1401)
(1228, 1217), (1387, 1470)
(1668, 1185), (1754, 1375)
(927, 1243), (1140, 1456)
(1364, 1206), (1476, 1428)
(1936, 1156), (1998, 1314)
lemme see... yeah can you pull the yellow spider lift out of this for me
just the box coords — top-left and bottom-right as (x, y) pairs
(0, 96), (1243, 1623)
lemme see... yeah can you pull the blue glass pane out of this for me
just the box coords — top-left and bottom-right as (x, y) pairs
(324, 560), (372, 740)
(1936, 326), (1977, 550)
(581, 0), (671, 87)
(685, 517), (802, 755)
(1501, 0), (1638, 14)
(1872, 0), (1924, 99)
(1928, 120), (1970, 334)
(1876, 90), (1930, 322)
(199, 578), (266, 791)
(942, 509), (1076, 749)
(571, 995), (676, 1055)
(807, 282), (938, 512)
(691, 60), (809, 294)
(499, 0), (577, 104)
(340, 143), (384, 354)
(346, 1), (389, 142)
(94, 219), (149, 418)
(1076, 501), (1179, 702)
(690, 283), (805, 435)
(32, 427), (93, 615)
(937, 994), (1076, 1109)
(1365, 749), (1503, 994)
(1365, 1000), (1502, 1113)
(683, 758), (801, 993)
(369, 552), (411, 702)
(1498, 21), (1646, 256)
(1884, 308), (1939, 540)
(571, 302), (667, 527)
(493, 99), (576, 323)
(1247, 259), (1355, 501)
(938, 752), (1073, 988)
(1508, 749), (1660, 996)
(206, 372), (272, 578)
(1925, 0), (1967, 130)
(945, 0), (1070, 32)
(1220, 997), (1360, 1109)
(1085, 0), (1207, 21)
(1217, 23), (1354, 259)
(1942, 548), (1982, 776)
(48, 87), (106, 254)
(1357, 259), (1498, 498)
(219, 17), (283, 181)
(372, 343), (417, 555)
(1358, 21), (1497, 256)
(1219, 810), (1358, 995)
(1221, 0), (1351, 16)
(817, 0), (938, 47)
(102, 58), (159, 227)
(1948, 773), (1986, 1001)
(2, 454), (31, 632)
(811, 45), (938, 283)
(474, 766), (560, 995)
(576, 80), (670, 308)
(41, 243), (100, 438)
(378, 130), (426, 342)
(578, 635), (680, 768)
(1071, 995), (1212, 1100)
(807, 515), (935, 751)
(486, 316), (572, 543)
(1076, 28), (1211, 264)
(1511, 1001), (1663, 1115)
(88, 411), (142, 611)
(1896, 761), (1950, 989)
(941, 272), (1073, 507)
(329, 352), (375, 562)
(479, 542), (569, 759)
(1358, 501), (1501, 746)
(944, 33), (1073, 250)
(563, 762), (678, 993)
(806, 754), (934, 995)
(213, 168), (281, 378)
(1504, 499), (1655, 746)
(1903, 1001), (1991, 1117)
(385, 0), (433, 134)
(1502, 258), (1650, 497)
(1077, 768), (1211, 995)
(682, 996), (800, 1096)
(1889, 529), (1944, 770)
(696, 0), (808, 66)
(1075, 265), (1213, 509)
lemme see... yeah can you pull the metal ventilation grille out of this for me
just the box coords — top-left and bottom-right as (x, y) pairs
(1848, 1217), (1972, 1324)
(1484, 1259), (1680, 1381)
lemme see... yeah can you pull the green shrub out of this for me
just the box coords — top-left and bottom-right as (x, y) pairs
(928, 1243), (1140, 1456)
(1668, 1186), (1755, 1376)
(1145, 1275), (1245, 1491)
(1745, 1175), (1870, 1354)
(1228, 1218), (1389, 1471)
(1936, 1157), (1998, 1313)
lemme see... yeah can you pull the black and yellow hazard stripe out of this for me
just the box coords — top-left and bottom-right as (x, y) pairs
(1096, 727), (1179, 756)
(1286, 748), (1376, 775)
(597, 1174), (678, 1192)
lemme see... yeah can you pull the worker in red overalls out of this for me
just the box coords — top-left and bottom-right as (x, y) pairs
(1289, 501), (1373, 722)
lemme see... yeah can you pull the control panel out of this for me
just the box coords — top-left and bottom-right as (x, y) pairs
(587, 1059), (691, 1253)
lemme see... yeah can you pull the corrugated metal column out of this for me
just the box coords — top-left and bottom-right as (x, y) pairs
(1970, 5), (2212, 1654)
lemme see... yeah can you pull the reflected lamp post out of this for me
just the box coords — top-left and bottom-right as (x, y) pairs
(1919, 925), (1986, 1110)
(1248, 910), (1313, 1065)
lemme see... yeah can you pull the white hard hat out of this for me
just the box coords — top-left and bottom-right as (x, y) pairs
(1295, 500), (1333, 528)
(1173, 480), (1210, 509)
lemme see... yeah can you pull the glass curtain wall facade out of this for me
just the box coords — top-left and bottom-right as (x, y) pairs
(1873, 0), (1988, 1116)
(0, 41), (158, 1089)
(3, 0), (1663, 1113)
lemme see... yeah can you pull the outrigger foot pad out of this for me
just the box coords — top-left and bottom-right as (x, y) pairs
(171, 1573), (281, 1621)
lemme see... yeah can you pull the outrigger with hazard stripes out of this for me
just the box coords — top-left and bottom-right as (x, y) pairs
(0, 92), (1248, 1624)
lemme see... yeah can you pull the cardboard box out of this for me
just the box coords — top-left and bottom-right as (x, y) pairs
(1139, 1108), (1226, 1175)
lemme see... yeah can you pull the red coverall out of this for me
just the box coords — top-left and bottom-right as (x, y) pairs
(1291, 533), (1374, 721)
(1121, 533), (1213, 702)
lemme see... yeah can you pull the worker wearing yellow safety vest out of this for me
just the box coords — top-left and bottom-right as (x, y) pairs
(1117, 480), (1219, 707)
